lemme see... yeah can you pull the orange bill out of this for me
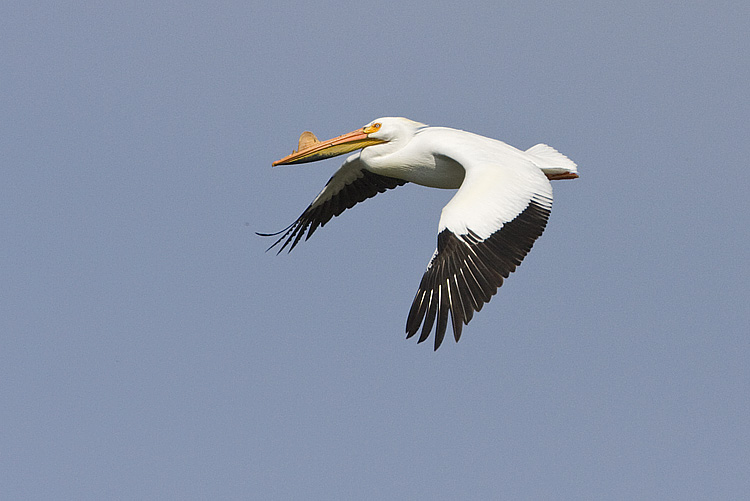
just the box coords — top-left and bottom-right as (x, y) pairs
(272, 125), (385, 166)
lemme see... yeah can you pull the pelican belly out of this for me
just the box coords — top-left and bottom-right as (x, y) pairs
(372, 152), (465, 189)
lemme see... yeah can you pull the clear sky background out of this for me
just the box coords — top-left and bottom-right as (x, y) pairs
(2, 2), (749, 499)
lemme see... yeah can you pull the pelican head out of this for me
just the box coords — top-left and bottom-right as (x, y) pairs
(272, 117), (426, 167)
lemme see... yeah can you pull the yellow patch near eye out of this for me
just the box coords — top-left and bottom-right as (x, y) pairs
(363, 122), (381, 134)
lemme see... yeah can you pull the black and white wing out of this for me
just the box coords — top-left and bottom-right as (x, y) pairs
(405, 153), (554, 350)
(259, 154), (407, 253)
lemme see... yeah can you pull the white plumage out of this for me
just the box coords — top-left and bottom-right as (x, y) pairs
(261, 117), (578, 349)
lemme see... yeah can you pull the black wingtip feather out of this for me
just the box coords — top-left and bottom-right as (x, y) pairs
(258, 171), (407, 255)
(406, 199), (551, 350)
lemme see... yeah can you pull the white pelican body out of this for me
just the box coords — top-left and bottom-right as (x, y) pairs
(262, 117), (578, 350)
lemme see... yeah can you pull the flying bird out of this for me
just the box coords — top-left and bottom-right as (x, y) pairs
(260, 117), (578, 350)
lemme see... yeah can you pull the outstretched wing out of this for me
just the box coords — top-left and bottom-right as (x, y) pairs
(259, 155), (407, 253)
(405, 140), (554, 350)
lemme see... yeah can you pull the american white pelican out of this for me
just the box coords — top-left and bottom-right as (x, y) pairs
(261, 117), (578, 350)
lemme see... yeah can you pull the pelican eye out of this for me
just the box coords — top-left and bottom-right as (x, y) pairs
(364, 122), (381, 134)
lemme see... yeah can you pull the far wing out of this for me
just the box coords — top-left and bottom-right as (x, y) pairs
(405, 143), (554, 350)
(259, 154), (407, 253)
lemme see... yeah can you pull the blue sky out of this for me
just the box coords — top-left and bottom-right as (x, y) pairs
(2, 2), (749, 499)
